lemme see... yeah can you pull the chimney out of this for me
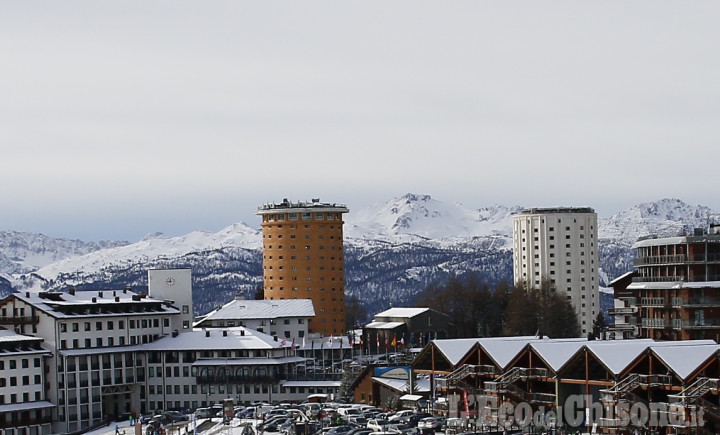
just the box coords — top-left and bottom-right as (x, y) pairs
(124, 286), (131, 293)
(115, 296), (120, 302)
(223, 330), (228, 337)
(25, 292), (29, 298)
(205, 330), (210, 337)
(274, 336), (278, 342)
(68, 287), (75, 296)
(241, 330), (245, 336)
(113, 290), (116, 297)
(172, 330), (179, 338)
(99, 291), (104, 298)
(92, 297), (97, 303)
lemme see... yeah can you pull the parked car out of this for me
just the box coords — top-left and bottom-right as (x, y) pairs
(324, 425), (355, 435)
(417, 417), (445, 432)
(347, 428), (374, 435)
(164, 410), (189, 422)
(152, 414), (172, 426)
(367, 419), (391, 432)
(441, 418), (466, 435)
(140, 413), (155, 424)
(388, 410), (414, 422)
(386, 423), (412, 434)
(195, 407), (214, 419)
(400, 413), (430, 428)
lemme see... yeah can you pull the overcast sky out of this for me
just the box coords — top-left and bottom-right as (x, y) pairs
(2, 1), (719, 242)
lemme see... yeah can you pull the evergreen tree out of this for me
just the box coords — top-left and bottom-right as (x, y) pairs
(345, 294), (367, 331)
(591, 311), (609, 339)
(253, 285), (264, 300)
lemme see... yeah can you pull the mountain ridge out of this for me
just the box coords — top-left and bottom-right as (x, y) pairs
(3, 195), (718, 318)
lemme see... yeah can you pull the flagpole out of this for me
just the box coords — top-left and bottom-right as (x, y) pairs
(385, 332), (388, 362)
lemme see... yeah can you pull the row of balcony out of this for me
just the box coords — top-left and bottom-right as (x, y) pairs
(641, 318), (720, 329)
(632, 275), (720, 283)
(195, 373), (343, 384)
(608, 306), (638, 315)
(0, 316), (39, 325)
(633, 253), (720, 266)
(633, 297), (720, 307)
(59, 375), (144, 389)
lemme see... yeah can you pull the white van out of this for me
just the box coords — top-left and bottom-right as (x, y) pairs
(194, 407), (213, 419)
(337, 407), (362, 417)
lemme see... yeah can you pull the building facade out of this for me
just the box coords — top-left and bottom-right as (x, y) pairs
(256, 199), (349, 337)
(363, 307), (454, 354)
(512, 207), (599, 336)
(0, 269), (337, 434)
(628, 229), (720, 341)
(194, 297), (315, 343)
(0, 330), (53, 435)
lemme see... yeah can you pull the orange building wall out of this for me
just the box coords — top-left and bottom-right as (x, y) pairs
(259, 208), (347, 337)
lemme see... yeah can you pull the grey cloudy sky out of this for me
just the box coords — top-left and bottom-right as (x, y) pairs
(2, 1), (719, 241)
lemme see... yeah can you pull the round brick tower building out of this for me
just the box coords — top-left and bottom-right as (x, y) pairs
(256, 198), (349, 337)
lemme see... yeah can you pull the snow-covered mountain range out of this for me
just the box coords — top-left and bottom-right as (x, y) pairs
(2, 195), (718, 318)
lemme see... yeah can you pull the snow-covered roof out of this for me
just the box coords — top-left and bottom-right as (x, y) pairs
(59, 328), (283, 356)
(374, 307), (429, 319)
(608, 271), (636, 287)
(0, 400), (54, 413)
(632, 236), (688, 249)
(365, 321), (405, 330)
(142, 327), (280, 351)
(433, 338), (483, 366)
(372, 376), (430, 393)
(529, 340), (588, 372)
(13, 289), (179, 319)
(281, 381), (342, 388)
(681, 281), (720, 288)
(629, 281), (720, 290)
(430, 336), (544, 368)
(199, 298), (315, 322)
(628, 281), (683, 290)
(480, 336), (579, 369)
(581, 339), (657, 374)
(192, 356), (305, 366)
(651, 343), (720, 380)
(0, 329), (44, 344)
(583, 339), (716, 375)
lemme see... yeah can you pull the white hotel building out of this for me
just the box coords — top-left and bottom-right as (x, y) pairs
(0, 330), (53, 434)
(0, 269), (334, 434)
(512, 207), (599, 336)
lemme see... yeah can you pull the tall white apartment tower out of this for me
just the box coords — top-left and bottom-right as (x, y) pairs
(512, 207), (599, 336)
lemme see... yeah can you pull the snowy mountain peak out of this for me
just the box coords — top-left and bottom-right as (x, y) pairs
(141, 232), (168, 241)
(599, 198), (720, 245)
(346, 193), (515, 240)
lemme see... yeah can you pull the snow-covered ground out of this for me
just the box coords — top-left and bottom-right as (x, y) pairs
(84, 418), (267, 435)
